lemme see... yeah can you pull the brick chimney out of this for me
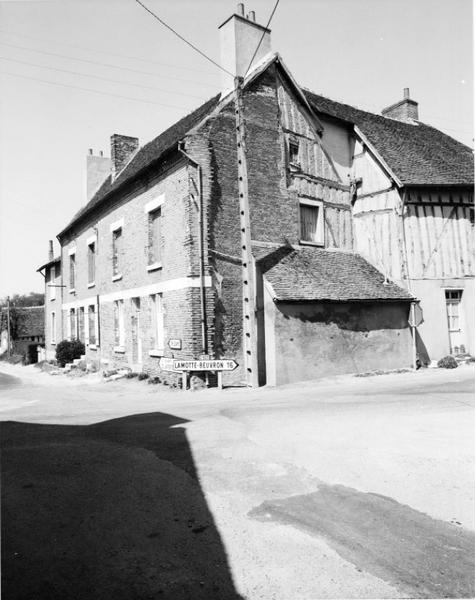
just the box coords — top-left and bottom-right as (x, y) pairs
(86, 148), (112, 200)
(218, 3), (272, 92)
(382, 88), (419, 122)
(48, 240), (54, 261)
(110, 134), (139, 179)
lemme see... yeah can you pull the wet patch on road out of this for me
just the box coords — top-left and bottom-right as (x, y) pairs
(249, 483), (475, 598)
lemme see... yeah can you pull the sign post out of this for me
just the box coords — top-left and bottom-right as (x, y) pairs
(159, 358), (238, 390)
(408, 303), (424, 370)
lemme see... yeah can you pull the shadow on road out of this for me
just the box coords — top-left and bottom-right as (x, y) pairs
(1, 412), (243, 600)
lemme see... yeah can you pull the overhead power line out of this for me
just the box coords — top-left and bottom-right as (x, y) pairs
(0, 56), (207, 100)
(0, 70), (194, 110)
(134, 0), (234, 78)
(244, 0), (280, 77)
(0, 28), (219, 77)
(0, 41), (218, 89)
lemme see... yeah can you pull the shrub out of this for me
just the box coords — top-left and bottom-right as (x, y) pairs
(55, 339), (85, 367)
(137, 372), (149, 381)
(437, 355), (458, 369)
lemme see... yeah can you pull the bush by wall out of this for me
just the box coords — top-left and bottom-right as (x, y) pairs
(55, 339), (85, 367)
(437, 355), (458, 369)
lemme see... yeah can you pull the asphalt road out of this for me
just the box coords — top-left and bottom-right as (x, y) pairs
(1, 363), (475, 599)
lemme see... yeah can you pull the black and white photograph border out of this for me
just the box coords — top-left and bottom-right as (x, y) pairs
(1, 1), (474, 599)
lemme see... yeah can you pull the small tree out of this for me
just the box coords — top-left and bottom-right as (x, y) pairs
(56, 339), (85, 367)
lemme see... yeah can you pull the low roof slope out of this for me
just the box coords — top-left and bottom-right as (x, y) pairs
(255, 246), (413, 302)
(15, 306), (45, 338)
(304, 90), (474, 187)
(59, 94), (221, 237)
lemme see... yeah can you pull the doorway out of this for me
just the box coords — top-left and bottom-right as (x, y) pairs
(445, 290), (465, 354)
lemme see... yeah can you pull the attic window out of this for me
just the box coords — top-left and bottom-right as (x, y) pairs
(288, 139), (300, 168)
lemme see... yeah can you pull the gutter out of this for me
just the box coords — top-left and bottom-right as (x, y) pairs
(178, 140), (208, 355)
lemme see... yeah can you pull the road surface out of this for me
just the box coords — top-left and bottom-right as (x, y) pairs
(1, 363), (475, 599)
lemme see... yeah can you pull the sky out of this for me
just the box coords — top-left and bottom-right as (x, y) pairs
(0, 0), (473, 297)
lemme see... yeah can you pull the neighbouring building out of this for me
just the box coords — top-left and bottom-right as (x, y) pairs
(37, 242), (62, 361)
(39, 4), (473, 385)
(0, 305), (45, 363)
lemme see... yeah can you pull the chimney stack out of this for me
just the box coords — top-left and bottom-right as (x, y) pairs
(110, 134), (139, 179)
(48, 240), (54, 262)
(218, 3), (272, 93)
(382, 88), (419, 122)
(86, 149), (112, 200)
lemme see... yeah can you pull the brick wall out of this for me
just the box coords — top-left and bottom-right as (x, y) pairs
(58, 156), (208, 382)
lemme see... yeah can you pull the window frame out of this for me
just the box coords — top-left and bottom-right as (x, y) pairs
(49, 265), (56, 301)
(51, 311), (56, 345)
(110, 219), (124, 281)
(144, 194), (165, 272)
(68, 249), (76, 292)
(299, 197), (325, 247)
(113, 299), (125, 352)
(149, 293), (165, 356)
(87, 304), (97, 348)
(87, 240), (96, 287)
(69, 308), (77, 340)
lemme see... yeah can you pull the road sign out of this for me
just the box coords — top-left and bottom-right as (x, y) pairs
(168, 338), (182, 350)
(172, 359), (238, 372)
(159, 358), (181, 372)
(408, 303), (424, 327)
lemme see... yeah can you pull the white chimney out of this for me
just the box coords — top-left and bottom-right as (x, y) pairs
(219, 3), (272, 92)
(86, 150), (112, 200)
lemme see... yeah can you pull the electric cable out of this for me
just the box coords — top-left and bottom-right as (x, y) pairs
(134, 0), (234, 78)
(0, 56), (207, 100)
(0, 70), (195, 109)
(0, 41), (218, 89)
(0, 28), (219, 76)
(244, 0), (280, 77)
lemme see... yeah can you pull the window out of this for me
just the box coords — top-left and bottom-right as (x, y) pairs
(113, 299), (125, 349)
(88, 305), (96, 345)
(49, 266), (56, 300)
(69, 308), (77, 340)
(51, 311), (56, 344)
(288, 137), (300, 170)
(69, 253), (76, 290)
(150, 293), (164, 352)
(88, 242), (95, 285)
(148, 209), (162, 267)
(112, 228), (122, 278)
(78, 307), (85, 342)
(299, 198), (324, 245)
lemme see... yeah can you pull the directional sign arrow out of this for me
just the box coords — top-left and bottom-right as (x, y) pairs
(172, 359), (238, 372)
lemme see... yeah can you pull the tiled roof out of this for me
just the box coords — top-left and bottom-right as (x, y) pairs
(304, 90), (474, 186)
(59, 94), (221, 237)
(15, 306), (45, 338)
(59, 70), (473, 237)
(254, 245), (413, 302)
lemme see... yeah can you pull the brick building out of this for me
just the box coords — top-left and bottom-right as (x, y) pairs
(39, 5), (473, 385)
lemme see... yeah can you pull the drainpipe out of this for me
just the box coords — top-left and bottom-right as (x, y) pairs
(178, 141), (207, 355)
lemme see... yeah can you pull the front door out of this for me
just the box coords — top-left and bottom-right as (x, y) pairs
(445, 290), (465, 354)
(131, 297), (142, 366)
